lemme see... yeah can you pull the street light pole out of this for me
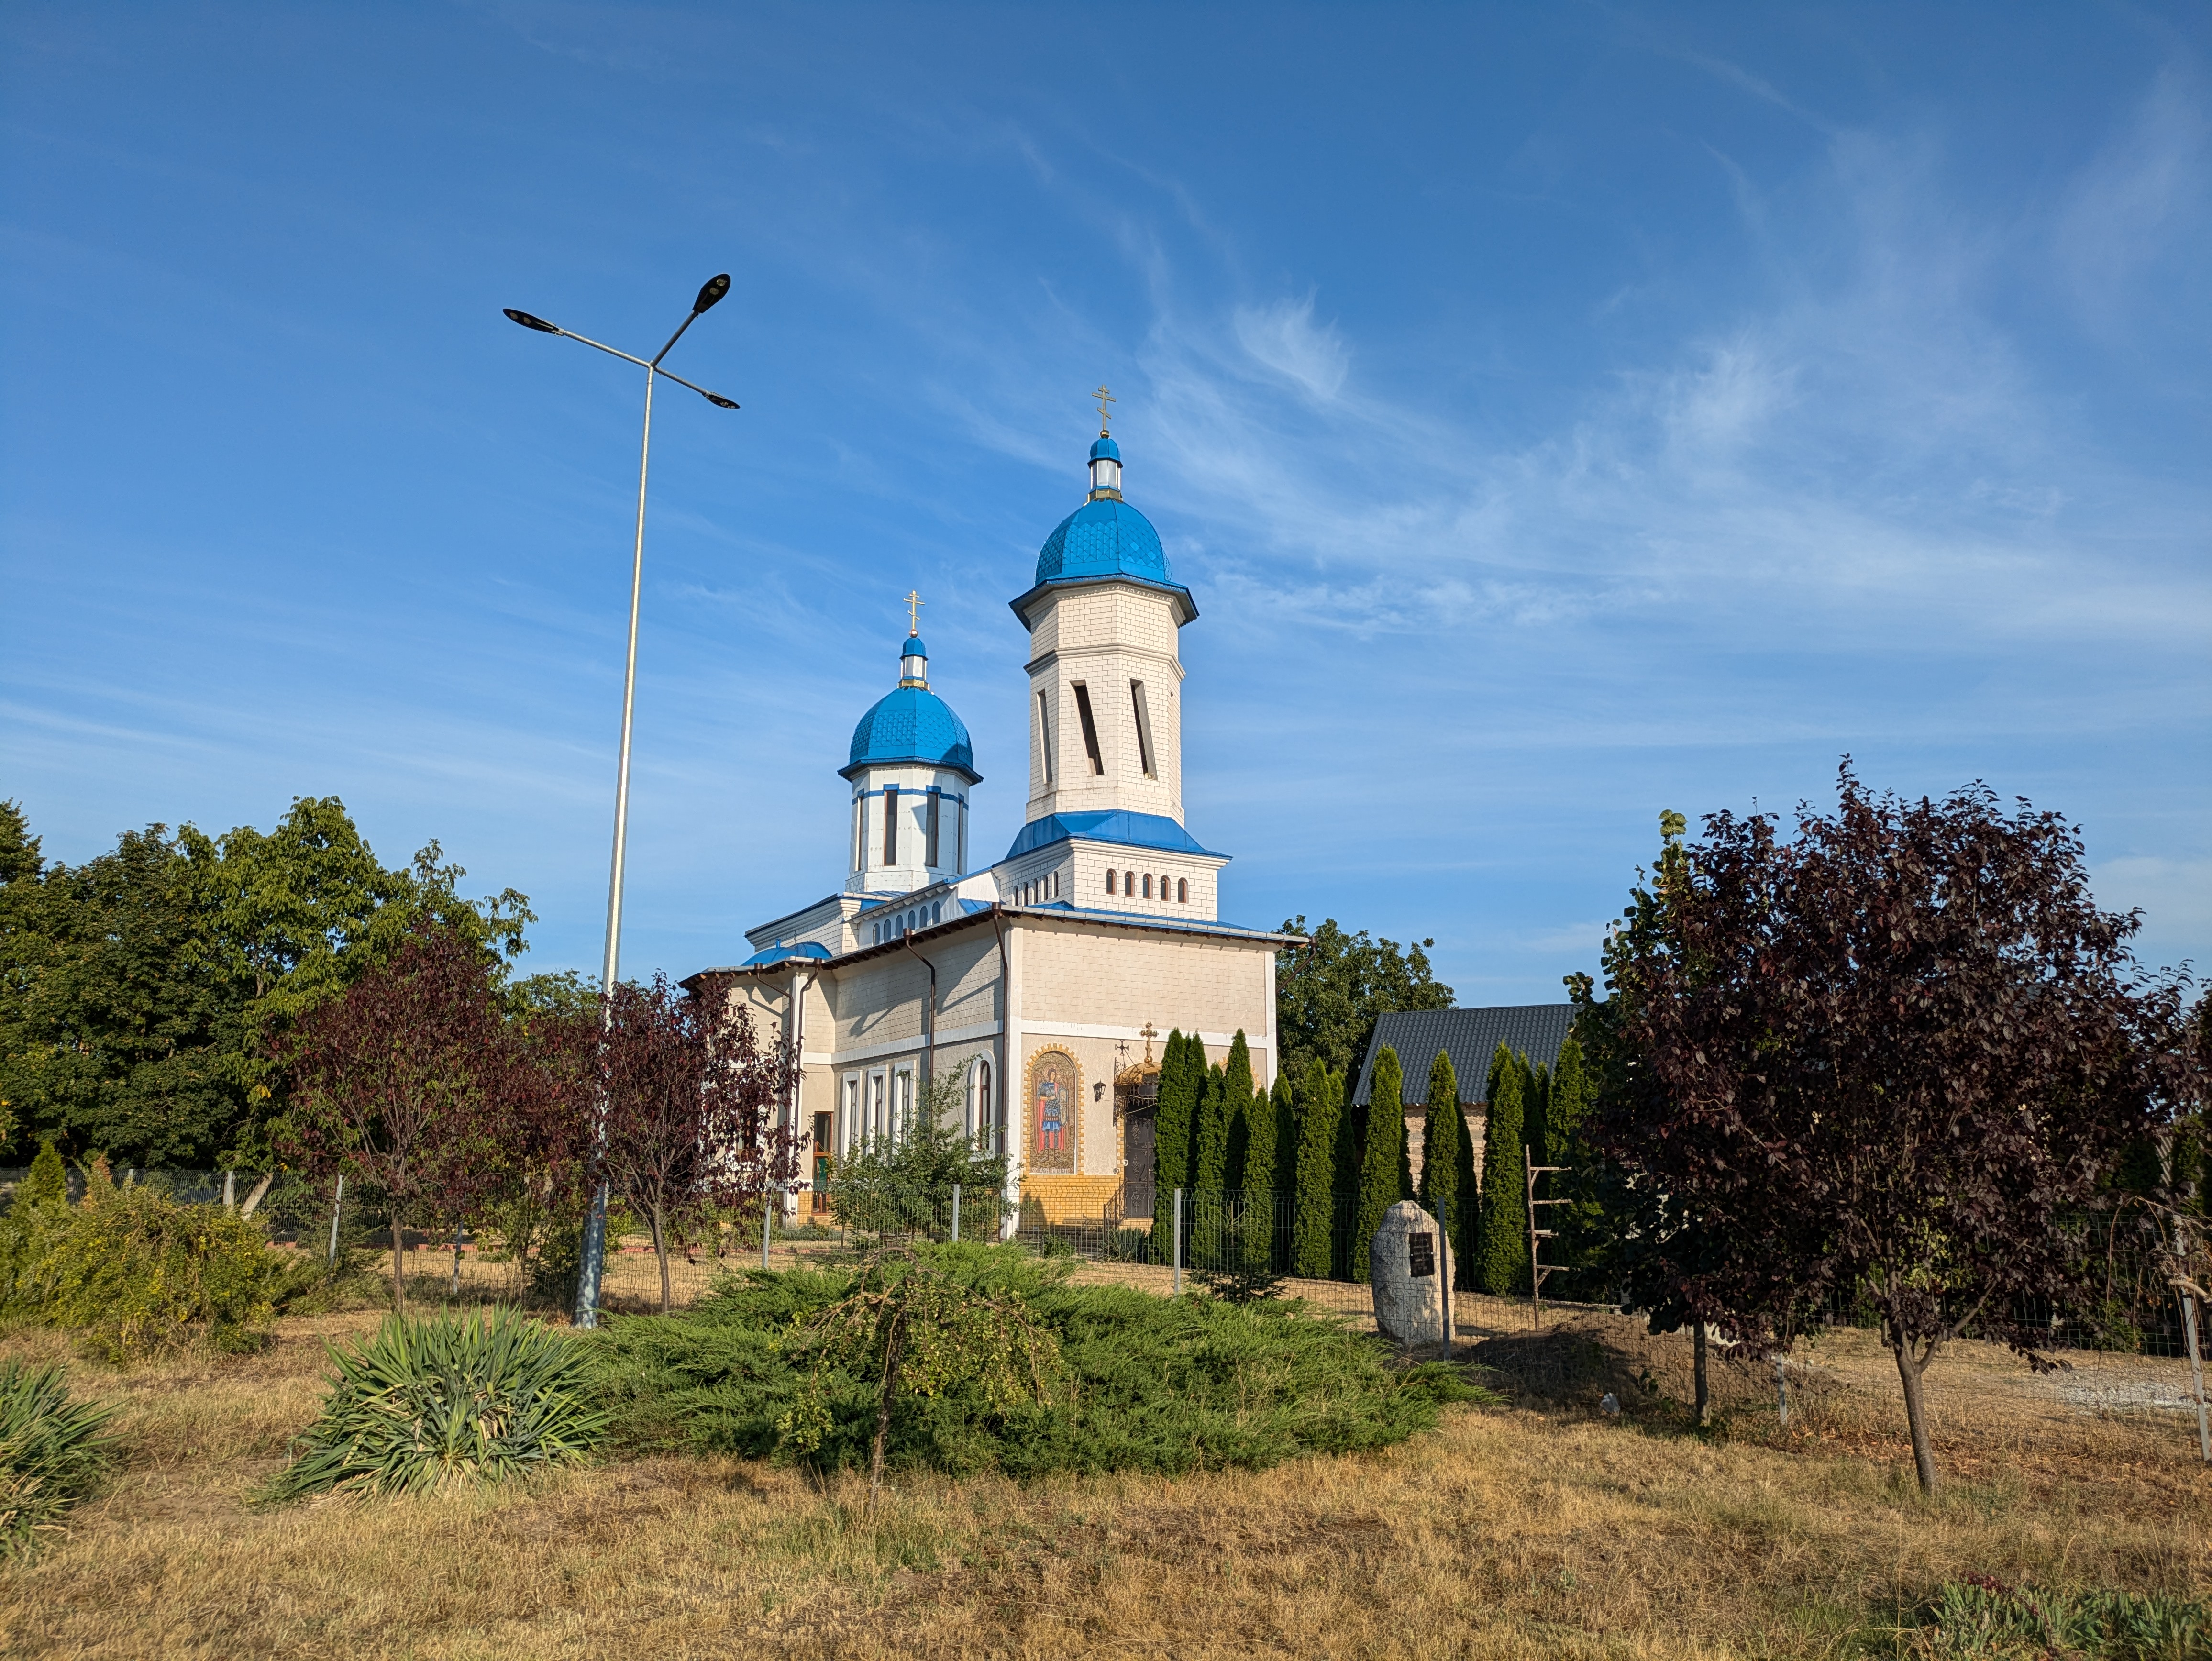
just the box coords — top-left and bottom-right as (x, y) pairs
(504, 274), (738, 1328)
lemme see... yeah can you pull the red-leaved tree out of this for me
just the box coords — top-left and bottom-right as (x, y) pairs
(595, 973), (801, 1313)
(283, 923), (521, 1312)
(1594, 765), (2191, 1491)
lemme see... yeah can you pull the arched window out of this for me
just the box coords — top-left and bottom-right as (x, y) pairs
(1177, 878), (1188, 903)
(1141, 873), (1153, 898)
(1159, 873), (1170, 898)
(1124, 870), (1136, 896)
(931, 901), (941, 924)
(1106, 869), (1116, 896)
(971, 1056), (995, 1153)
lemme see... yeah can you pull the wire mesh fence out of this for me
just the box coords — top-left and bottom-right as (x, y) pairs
(3, 1165), (2204, 1377)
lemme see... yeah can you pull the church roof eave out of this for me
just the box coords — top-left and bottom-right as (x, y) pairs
(1008, 572), (1197, 631)
(1002, 810), (1226, 863)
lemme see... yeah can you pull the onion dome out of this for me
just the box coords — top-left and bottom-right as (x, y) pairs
(1011, 436), (1196, 627)
(841, 632), (980, 783)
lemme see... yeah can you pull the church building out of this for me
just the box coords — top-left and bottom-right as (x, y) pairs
(692, 419), (1293, 1226)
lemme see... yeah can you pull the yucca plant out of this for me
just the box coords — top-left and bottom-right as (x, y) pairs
(0, 1361), (118, 1557)
(258, 1307), (606, 1503)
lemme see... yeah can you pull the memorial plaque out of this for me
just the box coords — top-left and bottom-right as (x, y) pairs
(1407, 1231), (1436, 1278)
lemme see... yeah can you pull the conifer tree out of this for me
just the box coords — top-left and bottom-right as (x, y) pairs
(1191, 1062), (1230, 1266)
(1220, 1031), (1255, 1191)
(1241, 1070), (1292, 1268)
(1150, 1029), (1199, 1261)
(1353, 1047), (1405, 1280)
(1416, 1048), (1460, 1230)
(1291, 1058), (1338, 1278)
(1525, 1059), (1553, 1184)
(1543, 1033), (1601, 1292)
(1477, 1047), (1528, 1295)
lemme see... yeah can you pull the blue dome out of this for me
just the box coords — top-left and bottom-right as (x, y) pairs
(1035, 497), (1172, 587)
(901, 634), (928, 658)
(842, 686), (979, 783)
(1089, 434), (1121, 463)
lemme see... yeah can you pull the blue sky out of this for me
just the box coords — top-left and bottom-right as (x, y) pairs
(3, 3), (2207, 1004)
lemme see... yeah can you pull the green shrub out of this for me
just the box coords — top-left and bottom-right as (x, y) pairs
(591, 1243), (1498, 1480)
(1897, 1578), (2209, 1659)
(0, 1360), (117, 1558)
(259, 1307), (607, 1502)
(17, 1170), (323, 1362)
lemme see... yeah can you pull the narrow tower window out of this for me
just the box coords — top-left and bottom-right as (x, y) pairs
(852, 795), (864, 870)
(1142, 874), (1153, 898)
(883, 785), (899, 866)
(925, 788), (941, 868)
(1036, 692), (1056, 785)
(1072, 683), (1105, 775)
(1130, 681), (1157, 777)
(1124, 869), (1136, 894)
(1177, 878), (1188, 903)
(1106, 869), (1117, 896)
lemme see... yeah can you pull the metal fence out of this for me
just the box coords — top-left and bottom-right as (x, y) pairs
(1, 1167), (2202, 1368)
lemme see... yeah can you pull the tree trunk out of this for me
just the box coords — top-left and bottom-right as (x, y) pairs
(1692, 1323), (1709, 1427)
(1891, 1338), (1939, 1493)
(450, 1219), (465, 1296)
(652, 1203), (672, 1315)
(391, 1210), (407, 1315)
(870, 1314), (905, 1514)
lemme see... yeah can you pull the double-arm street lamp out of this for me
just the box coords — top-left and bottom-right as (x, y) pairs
(504, 274), (739, 1328)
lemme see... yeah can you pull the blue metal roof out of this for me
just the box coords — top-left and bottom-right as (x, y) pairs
(1034, 497), (1171, 587)
(1004, 810), (1224, 861)
(841, 686), (979, 783)
(741, 941), (832, 968)
(1089, 434), (1121, 463)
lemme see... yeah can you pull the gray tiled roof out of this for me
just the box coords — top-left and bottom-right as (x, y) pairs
(1351, 1005), (1578, 1108)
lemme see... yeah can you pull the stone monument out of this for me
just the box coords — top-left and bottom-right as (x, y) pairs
(1370, 1199), (1453, 1350)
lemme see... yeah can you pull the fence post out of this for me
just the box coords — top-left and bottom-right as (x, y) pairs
(326, 1173), (345, 1267)
(951, 1183), (962, 1244)
(1173, 1187), (1183, 1296)
(1775, 1354), (1790, 1428)
(762, 1196), (774, 1271)
(222, 1169), (235, 1209)
(450, 1220), (465, 1296)
(1438, 1198), (1452, 1362)
(2181, 1279), (2210, 1465)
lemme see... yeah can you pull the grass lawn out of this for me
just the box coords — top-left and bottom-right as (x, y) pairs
(0, 1285), (2204, 1658)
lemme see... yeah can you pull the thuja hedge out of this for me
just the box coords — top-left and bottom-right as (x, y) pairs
(591, 1244), (1492, 1478)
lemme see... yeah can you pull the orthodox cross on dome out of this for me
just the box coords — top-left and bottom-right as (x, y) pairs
(904, 589), (924, 635)
(1093, 384), (1116, 434)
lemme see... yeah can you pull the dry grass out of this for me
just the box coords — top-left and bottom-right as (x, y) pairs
(0, 1291), (2205, 1658)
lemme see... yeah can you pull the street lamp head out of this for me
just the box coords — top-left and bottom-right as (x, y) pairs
(705, 392), (741, 410)
(692, 273), (731, 314)
(503, 308), (562, 334)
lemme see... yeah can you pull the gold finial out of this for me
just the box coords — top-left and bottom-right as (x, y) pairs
(1093, 384), (1116, 433)
(1139, 1020), (1158, 1064)
(905, 589), (924, 635)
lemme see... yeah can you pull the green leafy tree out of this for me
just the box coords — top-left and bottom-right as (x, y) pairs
(0, 797), (533, 1165)
(1478, 1045), (1528, 1295)
(1274, 917), (1454, 1083)
(1352, 1046), (1408, 1279)
(778, 1246), (1061, 1512)
(1291, 1059), (1340, 1278)
(829, 1072), (1009, 1241)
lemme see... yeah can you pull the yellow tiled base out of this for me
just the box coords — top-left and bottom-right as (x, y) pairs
(1018, 1174), (1126, 1223)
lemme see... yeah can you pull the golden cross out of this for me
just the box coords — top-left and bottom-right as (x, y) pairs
(1139, 1020), (1158, 1063)
(905, 589), (924, 634)
(1093, 384), (1116, 432)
